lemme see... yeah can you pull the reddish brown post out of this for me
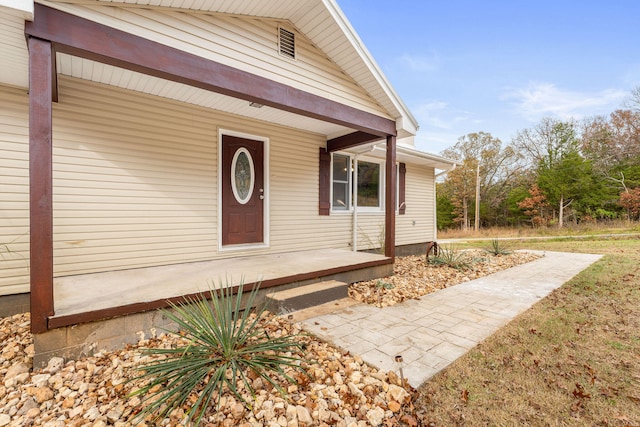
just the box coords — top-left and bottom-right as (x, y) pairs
(385, 135), (396, 259)
(28, 36), (55, 333)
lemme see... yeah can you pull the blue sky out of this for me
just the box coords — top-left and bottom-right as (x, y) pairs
(337, 1), (640, 155)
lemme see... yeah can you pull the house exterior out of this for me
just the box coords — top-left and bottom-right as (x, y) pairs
(0, 0), (455, 361)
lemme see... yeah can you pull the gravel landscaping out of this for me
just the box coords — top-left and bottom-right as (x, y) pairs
(0, 251), (539, 426)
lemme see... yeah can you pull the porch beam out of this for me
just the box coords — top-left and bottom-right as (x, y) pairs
(25, 4), (397, 138)
(28, 36), (55, 334)
(327, 131), (381, 152)
(385, 135), (396, 259)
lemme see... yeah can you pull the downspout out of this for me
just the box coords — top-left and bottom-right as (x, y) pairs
(352, 144), (379, 251)
(352, 155), (358, 251)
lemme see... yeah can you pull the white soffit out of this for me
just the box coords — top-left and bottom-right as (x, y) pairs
(0, 0), (33, 17)
(56, 53), (349, 136)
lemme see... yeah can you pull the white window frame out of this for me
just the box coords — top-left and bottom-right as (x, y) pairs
(330, 153), (385, 213)
(330, 153), (351, 212)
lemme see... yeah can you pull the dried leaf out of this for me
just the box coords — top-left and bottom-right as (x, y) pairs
(400, 414), (419, 427)
(461, 389), (469, 403)
(572, 383), (591, 399)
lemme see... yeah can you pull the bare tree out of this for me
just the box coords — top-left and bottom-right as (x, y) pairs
(624, 85), (640, 112)
(440, 132), (522, 229)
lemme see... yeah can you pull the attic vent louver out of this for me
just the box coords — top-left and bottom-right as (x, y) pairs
(279, 27), (296, 59)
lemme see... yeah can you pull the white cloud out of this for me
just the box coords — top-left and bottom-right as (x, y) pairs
(410, 100), (478, 154)
(412, 101), (454, 129)
(412, 101), (473, 129)
(396, 51), (441, 72)
(622, 63), (640, 87)
(502, 82), (626, 121)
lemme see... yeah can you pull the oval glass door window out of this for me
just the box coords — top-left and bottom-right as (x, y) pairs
(231, 148), (255, 204)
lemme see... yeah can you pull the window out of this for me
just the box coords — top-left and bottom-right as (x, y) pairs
(318, 148), (406, 216)
(357, 160), (381, 208)
(330, 154), (383, 212)
(332, 154), (350, 210)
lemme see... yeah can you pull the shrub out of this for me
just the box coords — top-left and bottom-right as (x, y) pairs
(130, 282), (306, 426)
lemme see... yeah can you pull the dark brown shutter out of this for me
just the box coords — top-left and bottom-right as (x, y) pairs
(399, 162), (406, 215)
(319, 147), (331, 215)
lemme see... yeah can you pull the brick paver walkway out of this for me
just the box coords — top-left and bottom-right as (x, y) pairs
(300, 251), (602, 387)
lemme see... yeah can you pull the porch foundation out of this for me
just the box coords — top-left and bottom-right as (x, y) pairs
(0, 293), (30, 317)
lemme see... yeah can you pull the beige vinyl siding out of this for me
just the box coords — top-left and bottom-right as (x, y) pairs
(396, 165), (436, 245)
(269, 135), (352, 252)
(45, 3), (389, 119)
(0, 85), (30, 295)
(52, 76), (218, 275)
(356, 214), (385, 252)
(50, 76), (353, 276)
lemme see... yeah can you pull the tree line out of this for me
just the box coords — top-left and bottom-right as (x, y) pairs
(437, 87), (640, 230)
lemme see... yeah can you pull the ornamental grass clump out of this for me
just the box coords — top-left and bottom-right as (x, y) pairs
(129, 282), (306, 426)
(484, 239), (512, 256)
(428, 244), (474, 270)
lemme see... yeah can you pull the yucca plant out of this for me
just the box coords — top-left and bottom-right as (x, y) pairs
(428, 244), (474, 270)
(484, 239), (512, 256)
(129, 282), (306, 426)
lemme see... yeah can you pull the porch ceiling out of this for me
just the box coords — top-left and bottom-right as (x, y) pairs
(0, 0), (416, 138)
(57, 53), (350, 137)
(45, 0), (414, 131)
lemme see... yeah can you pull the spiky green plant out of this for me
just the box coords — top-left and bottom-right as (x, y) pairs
(428, 244), (474, 270)
(484, 239), (512, 256)
(129, 283), (306, 426)
(375, 279), (395, 290)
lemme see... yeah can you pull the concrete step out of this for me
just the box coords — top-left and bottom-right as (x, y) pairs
(265, 280), (349, 315)
(286, 297), (359, 322)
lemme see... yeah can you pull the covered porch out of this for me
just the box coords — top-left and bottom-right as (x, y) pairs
(25, 3), (401, 334)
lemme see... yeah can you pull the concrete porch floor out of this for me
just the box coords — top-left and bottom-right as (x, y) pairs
(52, 248), (390, 318)
(34, 248), (391, 367)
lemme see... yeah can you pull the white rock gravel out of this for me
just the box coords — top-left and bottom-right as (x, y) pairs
(0, 252), (537, 426)
(0, 312), (417, 426)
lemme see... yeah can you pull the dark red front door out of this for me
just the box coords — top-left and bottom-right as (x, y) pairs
(222, 135), (264, 246)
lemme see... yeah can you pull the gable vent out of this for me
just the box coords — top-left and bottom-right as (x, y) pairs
(279, 27), (296, 59)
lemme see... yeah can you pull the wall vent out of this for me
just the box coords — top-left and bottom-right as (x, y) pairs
(279, 27), (296, 59)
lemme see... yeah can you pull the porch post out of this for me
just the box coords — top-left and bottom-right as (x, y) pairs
(28, 36), (55, 333)
(385, 135), (396, 259)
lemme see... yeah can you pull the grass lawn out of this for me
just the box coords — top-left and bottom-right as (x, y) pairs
(413, 237), (640, 426)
